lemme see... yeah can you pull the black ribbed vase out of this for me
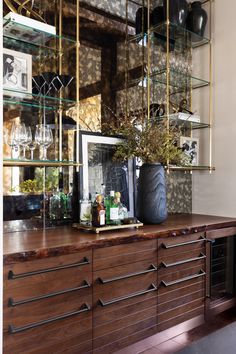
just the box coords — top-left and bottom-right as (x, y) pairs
(186, 1), (208, 40)
(137, 163), (167, 224)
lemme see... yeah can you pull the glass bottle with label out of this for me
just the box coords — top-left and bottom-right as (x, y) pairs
(80, 189), (92, 225)
(114, 192), (128, 222)
(109, 191), (120, 225)
(92, 194), (106, 227)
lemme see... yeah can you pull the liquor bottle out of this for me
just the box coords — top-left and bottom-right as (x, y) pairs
(109, 191), (120, 225)
(66, 183), (73, 219)
(80, 189), (91, 225)
(92, 194), (106, 227)
(114, 192), (128, 222)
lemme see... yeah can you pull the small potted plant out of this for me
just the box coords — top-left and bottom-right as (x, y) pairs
(103, 116), (187, 224)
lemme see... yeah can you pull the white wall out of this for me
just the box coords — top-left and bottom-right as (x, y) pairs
(192, 0), (236, 217)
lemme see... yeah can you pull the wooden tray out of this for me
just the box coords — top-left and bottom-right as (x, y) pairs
(72, 222), (143, 234)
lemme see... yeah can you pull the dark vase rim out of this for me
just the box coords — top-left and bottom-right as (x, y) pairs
(191, 1), (203, 7)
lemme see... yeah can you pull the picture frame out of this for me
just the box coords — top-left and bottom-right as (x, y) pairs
(3, 48), (32, 96)
(180, 136), (199, 166)
(79, 131), (135, 217)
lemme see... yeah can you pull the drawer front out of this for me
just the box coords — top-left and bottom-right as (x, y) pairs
(158, 233), (206, 259)
(158, 297), (205, 325)
(93, 257), (158, 351)
(4, 252), (92, 299)
(94, 240), (157, 270)
(4, 309), (92, 354)
(157, 234), (206, 332)
(4, 290), (92, 330)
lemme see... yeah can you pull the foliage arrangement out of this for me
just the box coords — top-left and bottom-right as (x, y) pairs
(10, 168), (59, 194)
(102, 115), (187, 165)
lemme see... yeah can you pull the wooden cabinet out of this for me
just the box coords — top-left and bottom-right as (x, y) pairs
(157, 232), (206, 332)
(3, 219), (236, 354)
(3, 251), (93, 354)
(93, 240), (158, 354)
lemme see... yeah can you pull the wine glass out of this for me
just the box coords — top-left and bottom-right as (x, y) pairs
(28, 141), (37, 160)
(20, 126), (32, 159)
(8, 122), (25, 158)
(35, 124), (53, 160)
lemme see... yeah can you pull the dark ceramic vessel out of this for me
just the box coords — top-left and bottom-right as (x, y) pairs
(186, 1), (208, 40)
(163, 0), (188, 27)
(136, 163), (167, 224)
(151, 6), (164, 27)
(135, 7), (148, 35)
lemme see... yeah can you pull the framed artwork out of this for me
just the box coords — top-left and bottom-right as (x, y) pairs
(79, 131), (135, 217)
(3, 48), (32, 95)
(180, 136), (199, 166)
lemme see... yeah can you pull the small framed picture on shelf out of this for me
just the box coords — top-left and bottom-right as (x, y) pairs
(3, 48), (32, 96)
(180, 136), (199, 166)
(79, 131), (135, 217)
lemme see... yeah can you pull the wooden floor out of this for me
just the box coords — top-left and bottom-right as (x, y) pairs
(115, 308), (236, 354)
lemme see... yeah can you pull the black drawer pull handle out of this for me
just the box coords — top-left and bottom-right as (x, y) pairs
(8, 303), (90, 334)
(99, 283), (157, 307)
(98, 264), (157, 284)
(162, 237), (205, 249)
(161, 253), (206, 268)
(160, 269), (206, 287)
(8, 257), (90, 280)
(8, 280), (91, 307)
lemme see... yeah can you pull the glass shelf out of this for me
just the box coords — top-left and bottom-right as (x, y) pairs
(151, 69), (210, 93)
(151, 22), (210, 49)
(3, 36), (61, 59)
(3, 158), (81, 167)
(3, 89), (77, 110)
(127, 69), (209, 94)
(3, 18), (76, 52)
(156, 114), (210, 130)
(128, 22), (210, 49)
(166, 165), (215, 172)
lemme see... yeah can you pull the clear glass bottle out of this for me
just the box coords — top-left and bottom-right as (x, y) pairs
(109, 190), (120, 225)
(114, 192), (128, 222)
(49, 189), (61, 220)
(79, 189), (92, 225)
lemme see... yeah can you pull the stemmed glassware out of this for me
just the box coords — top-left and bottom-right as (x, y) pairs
(35, 124), (53, 160)
(20, 126), (32, 159)
(8, 122), (26, 158)
(28, 141), (37, 160)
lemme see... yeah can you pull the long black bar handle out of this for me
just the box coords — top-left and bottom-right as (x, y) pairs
(98, 264), (157, 284)
(8, 257), (90, 280)
(99, 283), (157, 307)
(160, 269), (206, 288)
(162, 236), (206, 249)
(161, 253), (206, 268)
(8, 280), (91, 307)
(8, 303), (91, 334)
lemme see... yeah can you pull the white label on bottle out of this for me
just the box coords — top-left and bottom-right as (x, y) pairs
(99, 210), (105, 226)
(110, 207), (119, 220)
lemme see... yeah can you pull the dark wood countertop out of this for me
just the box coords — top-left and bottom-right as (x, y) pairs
(3, 214), (236, 264)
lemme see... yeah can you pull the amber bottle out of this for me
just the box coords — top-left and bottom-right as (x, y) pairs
(92, 195), (106, 227)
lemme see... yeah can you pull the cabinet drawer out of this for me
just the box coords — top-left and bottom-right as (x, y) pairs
(4, 251), (92, 297)
(4, 290), (92, 331)
(158, 298), (204, 324)
(94, 240), (157, 270)
(158, 279), (205, 304)
(158, 256), (206, 279)
(94, 272), (157, 309)
(158, 264), (206, 289)
(158, 233), (206, 259)
(4, 309), (92, 354)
